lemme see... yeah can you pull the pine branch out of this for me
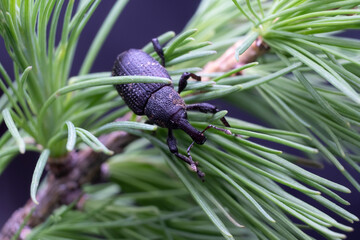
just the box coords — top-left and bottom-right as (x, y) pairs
(0, 120), (137, 239)
(201, 36), (269, 77)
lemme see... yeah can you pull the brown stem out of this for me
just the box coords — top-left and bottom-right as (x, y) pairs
(0, 126), (137, 240)
(201, 36), (269, 78)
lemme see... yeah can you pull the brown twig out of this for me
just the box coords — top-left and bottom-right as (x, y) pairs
(0, 125), (137, 240)
(201, 36), (269, 78)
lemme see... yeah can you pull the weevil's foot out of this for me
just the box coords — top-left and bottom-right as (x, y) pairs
(224, 129), (232, 135)
(223, 129), (242, 139)
(190, 162), (198, 172)
(197, 170), (205, 181)
(189, 161), (205, 181)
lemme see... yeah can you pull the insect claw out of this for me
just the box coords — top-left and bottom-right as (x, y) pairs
(225, 129), (232, 135)
(190, 163), (198, 172)
(197, 170), (205, 181)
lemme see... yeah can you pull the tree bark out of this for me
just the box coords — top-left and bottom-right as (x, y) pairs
(201, 37), (269, 77)
(0, 130), (137, 240)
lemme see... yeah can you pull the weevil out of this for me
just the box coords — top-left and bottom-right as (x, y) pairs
(112, 38), (234, 179)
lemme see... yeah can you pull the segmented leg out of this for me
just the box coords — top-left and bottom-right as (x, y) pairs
(178, 72), (201, 94)
(187, 124), (234, 168)
(151, 38), (165, 67)
(186, 103), (239, 165)
(186, 103), (231, 127)
(167, 129), (205, 180)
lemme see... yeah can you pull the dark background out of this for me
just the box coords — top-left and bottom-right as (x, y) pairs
(1, 1), (359, 239)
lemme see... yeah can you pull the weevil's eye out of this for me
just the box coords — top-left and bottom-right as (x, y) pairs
(182, 111), (187, 120)
(171, 109), (187, 125)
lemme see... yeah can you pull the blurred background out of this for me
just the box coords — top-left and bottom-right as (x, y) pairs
(0, 1), (359, 239)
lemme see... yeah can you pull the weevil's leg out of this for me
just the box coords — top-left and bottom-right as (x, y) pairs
(145, 119), (154, 125)
(186, 103), (231, 127)
(186, 124), (234, 172)
(178, 72), (201, 94)
(152, 38), (165, 67)
(167, 129), (205, 180)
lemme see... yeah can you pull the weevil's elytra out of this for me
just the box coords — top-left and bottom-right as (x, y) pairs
(112, 38), (233, 179)
(112, 49), (170, 115)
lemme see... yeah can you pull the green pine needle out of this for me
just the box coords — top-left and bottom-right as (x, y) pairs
(31, 149), (50, 204)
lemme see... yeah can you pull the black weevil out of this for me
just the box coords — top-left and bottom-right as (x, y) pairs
(112, 38), (234, 179)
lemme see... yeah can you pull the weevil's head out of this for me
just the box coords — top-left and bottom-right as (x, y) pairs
(171, 110), (206, 145)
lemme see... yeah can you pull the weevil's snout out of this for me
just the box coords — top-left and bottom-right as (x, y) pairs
(177, 118), (207, 145)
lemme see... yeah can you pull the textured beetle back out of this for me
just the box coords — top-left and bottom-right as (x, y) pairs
(112, 49), (171, 115)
